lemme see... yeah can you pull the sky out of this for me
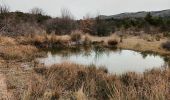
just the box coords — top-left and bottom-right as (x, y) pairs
(0, 0), (170, 19)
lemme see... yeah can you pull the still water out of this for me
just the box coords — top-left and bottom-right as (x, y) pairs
(38, 47), (167, 74)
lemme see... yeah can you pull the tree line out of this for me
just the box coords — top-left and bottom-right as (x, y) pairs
(0, 4), (170, 36)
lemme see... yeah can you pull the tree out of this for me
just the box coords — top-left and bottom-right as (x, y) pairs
(145, 12), (152, 23)
(0, 4), (9, 14)
(95, 16), (112, 36)
(30, 7), (44, 15)
(45, 8), (76, 34)
(58, 8), (76, 34)
(30, 7), (50, 24)
(61, 8), (74, 20)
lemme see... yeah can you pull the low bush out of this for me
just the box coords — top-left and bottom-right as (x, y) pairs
(108, 39), (118, 46)
(162, 41), (170, 50)
(163, 32), (170, 38)
(83, 35), (91, 45)
(70, 30), (82, 42)
(155, 35), (161, 41)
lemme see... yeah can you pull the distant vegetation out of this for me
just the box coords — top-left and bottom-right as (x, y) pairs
(0, 5), (51, 35)
(0, 5), (170, 37)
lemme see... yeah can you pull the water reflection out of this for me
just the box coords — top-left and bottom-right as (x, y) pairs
(38, 47), (168, 74)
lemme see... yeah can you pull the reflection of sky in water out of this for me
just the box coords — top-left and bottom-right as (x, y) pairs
(38, 50), (166, 74)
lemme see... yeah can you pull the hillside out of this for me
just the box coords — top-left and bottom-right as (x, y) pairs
(99, 9), (170, 19)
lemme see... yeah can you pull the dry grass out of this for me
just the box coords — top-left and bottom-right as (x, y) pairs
(17, 33), (70, 45)
(1, 61), (169, 100)
(0, 34), (169, 99)
(85, 34), (119, 44)
(80, 33), (170, 55)
(0, 33), (169, 58)
(118, 35), (169, 55)
(83, 35), (91, 45)
(12, 63), (168, 100)
(0, 45), (38, 60)
(8, 33), (169, 56)
(0, 36), (17, 45)
(70, 30), (83, 42)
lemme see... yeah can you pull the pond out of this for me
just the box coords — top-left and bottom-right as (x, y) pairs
(37, 47), (168, 74)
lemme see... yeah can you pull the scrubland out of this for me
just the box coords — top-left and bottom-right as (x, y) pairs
(0, 6), (170, 99)
(0, 33), (170, 100)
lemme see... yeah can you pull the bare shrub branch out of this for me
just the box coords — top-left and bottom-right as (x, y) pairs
(61, 8), (74, 20)
(30, 7), (44, 15)
(0, 4), (10, 14)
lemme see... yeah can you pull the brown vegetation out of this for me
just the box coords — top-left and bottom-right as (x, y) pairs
(108, 39), (118, 47)
(0, 32), (169, 100)
(0, 45), (38, 60)
(162, 41), (170, 51)
(4, 63), (168, 100)
(70, 30), (82, 42)
(0, 5), (170, 100)
(1, 33), (170, 55)
(0, 35), (16, 45)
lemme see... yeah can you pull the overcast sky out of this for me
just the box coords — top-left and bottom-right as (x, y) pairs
(1, 0), (170, 19)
